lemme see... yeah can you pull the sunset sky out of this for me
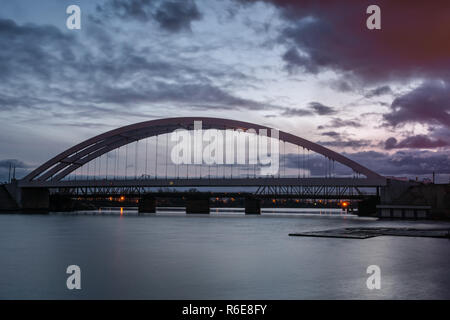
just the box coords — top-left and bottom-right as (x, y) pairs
(0, 0), (449, 182)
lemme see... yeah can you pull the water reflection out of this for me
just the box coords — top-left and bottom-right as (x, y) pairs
(0, 210), (449, 299)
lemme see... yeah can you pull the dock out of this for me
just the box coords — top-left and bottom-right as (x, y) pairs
(289, 227), (450, 239)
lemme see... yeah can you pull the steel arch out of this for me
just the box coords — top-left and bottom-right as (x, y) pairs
(21, 117), (384, 182)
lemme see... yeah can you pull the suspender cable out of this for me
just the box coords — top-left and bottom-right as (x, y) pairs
(125, 142), (129, 179)
(93, 157), (96, 180)
(105, 152), (109, 180)
(145, 137), (148, 179)
(165, 131), (168, 180)
(284, 141), (286, 177)
(303, 147), (305, 178)
(135, 140), (139, 179)
(99, 154), (102, 180)
(114, 147), (119, 180)
(155, 134), (159, 179)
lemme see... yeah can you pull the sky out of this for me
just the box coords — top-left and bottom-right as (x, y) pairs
(0, 0), (449, 182)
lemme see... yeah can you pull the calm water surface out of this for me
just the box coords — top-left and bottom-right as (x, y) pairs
(1, 208), (449, 299)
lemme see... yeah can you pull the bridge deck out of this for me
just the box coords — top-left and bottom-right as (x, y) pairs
(19, 177), (386, 188)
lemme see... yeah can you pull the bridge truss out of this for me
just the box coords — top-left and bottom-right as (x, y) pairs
(18, 117), (386, 197)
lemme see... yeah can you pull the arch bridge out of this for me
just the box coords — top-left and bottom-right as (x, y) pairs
(9, 117), (387, 213)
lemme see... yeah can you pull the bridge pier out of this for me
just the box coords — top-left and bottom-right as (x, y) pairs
(0, 185), (19, 211)
(49, 194), (75, 212)
(138, 196), (156, 214)
(20, 187), (50, 212)
(357, 196), (379, 217)
(186, 197), (210, 214)
(245, 197), (261, 215)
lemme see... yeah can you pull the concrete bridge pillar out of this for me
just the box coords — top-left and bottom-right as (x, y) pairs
(357, 196), (379, 217)
(138, 196), (156, 214)
(245, 197), (261, 215)
(186, 197), (210, 214)
(49, 194), (75, 212)
(20, 187), (50, 212)
(0, 185), (19, 211)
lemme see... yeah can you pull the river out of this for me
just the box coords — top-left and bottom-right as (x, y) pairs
(1, 208), (449, 299)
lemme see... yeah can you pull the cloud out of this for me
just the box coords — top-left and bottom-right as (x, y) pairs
(342, 150), (450, 176)
(308, 102), (336, 115)
(154, 0), (201, 31)
(318, 139), (371, 150)
(0, 159), (32, 182)
(383, 80), (450, 127)
(280, 107), (313, 117)
(0, 19), (75, 83)
(283, 149), (450, 178)
(317, 117), (362, 129)
(385, 135), (449, 150)
(245, 0), (450, 84)
(0, 17), (280, 125)
(280, 102), (335, 117)
(282, 46), (318, 74)
(321, 131), (340, 137)
(365, 85), (393, 98)
(97, 0), (202, 32)
(327, 79), (353, 92)
(0, 159), (30, 169)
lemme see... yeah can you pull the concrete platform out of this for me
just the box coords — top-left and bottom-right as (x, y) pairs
(289, 227), (450, 239)
(377, 205), (431, 219)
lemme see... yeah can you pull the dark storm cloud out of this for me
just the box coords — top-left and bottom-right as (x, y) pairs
(317, 117), (362, 129)
(364, 85), (393, 98)
(318, 139), (371, 150)
(0, 159), (30, 169)
(97, 0), (202, 31)
(0, 18), (278, 123)
(283, 150), (450, 177)
(383, 80), (450, 128)
(154, 0), (201, 31)
(428, 126), (450, 144)
(318, 127), (372, 150)
(0, 19), (75, 82)
(87, 81), (276, 110)
(279, 102), (335, 117)
(237, 0), (450, 138)
(308, 102), (336, 115)
(242, 0), (450, 84)
(321, 131), (340, 137)
(328, 79), (353, 93)
(342, 150), (450, 176)
(282, 46), (318, 74)
(280, 107), (313, 117)
(0, 159), (32, 182)
(281, 153), (332, 176)
(385, 135), (449, 150)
